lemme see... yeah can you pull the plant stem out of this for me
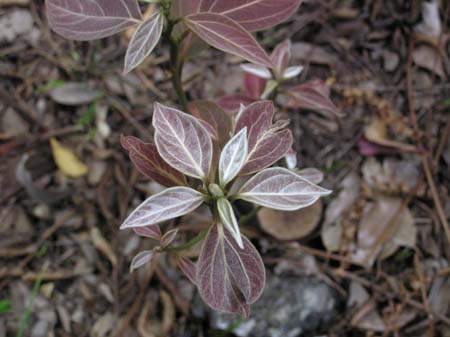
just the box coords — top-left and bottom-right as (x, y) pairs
(16, 262), (49, 337)
(239, 206), (262, 226)
(164, 16), (189, 112)
(167, 229), (208, 252)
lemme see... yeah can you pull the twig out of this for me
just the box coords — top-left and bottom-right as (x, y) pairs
(118, 262), (156, 337)
(334, 268), (450, 327)
(406, 36), (450, 248)
(433, 114), (450, 164)
(0, 267), (91, 281)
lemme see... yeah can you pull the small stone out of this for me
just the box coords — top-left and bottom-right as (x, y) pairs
(210, 274), (341, 337)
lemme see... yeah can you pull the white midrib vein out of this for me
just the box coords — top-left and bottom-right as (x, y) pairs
(186, 17), (270, 65)
(163, 113), (206, 178)
(130, 13), (160, 63)
(51, 2), (142, 24)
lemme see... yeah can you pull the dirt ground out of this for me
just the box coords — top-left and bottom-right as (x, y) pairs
(1, 0), (450, 336)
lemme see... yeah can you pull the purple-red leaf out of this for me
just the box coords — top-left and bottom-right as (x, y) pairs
(235, 101), (292, 174)
(236, 167), (331, 210)
(130, 250), (154, 272)
(188, 100), (233, 144)
(124, 11), (164, 74)
(217, 94), (255, 114)
(160, 228), (179, 247)
(185, 12), (273, 68)
(270, 39), (291, 77)
(298, 168), (324, 185)
(200, 0), (303, 32)
(172, 0), (202, 18)
(244, 73), (267, 99)
(235, 101), (274, 150)
(196, 223), (265, 318)
(240, 128), (293, 175)
(120, 135), (187, 187)
(153, 103), (213, 180)
(46, 0), (142, 41)
(287, 80), (343, 119)
(133, 225), (162, 240)
(176, 256), (197, 285)
(120, 187), (204, 229)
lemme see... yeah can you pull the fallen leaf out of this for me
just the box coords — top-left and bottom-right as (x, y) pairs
(1, 108), (28, 137)
(50, 138), (88, 178)
(413, 45), (444, 77)
(362, 157), (422, 195)
(351, 197), (416, 267)
(49, 82), (101, 106)
(15, 154), (68, 204)
(291, 42), (338, 66)
(322, 173), (360, 252)
(364, 117), (418, 153)
(347, 281), (386, 332)
(90, 227), (117, 266)
(415, 0), (441, 42)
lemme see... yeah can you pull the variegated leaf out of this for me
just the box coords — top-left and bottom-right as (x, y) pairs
(235, 101), (292, 174)
(219, 128), (248, 187)
(188, 100), (233, 144)
(120, 187), (204, 229)
(130, 250), (154, 272)
(176, 256), (197, 284)
(120, 135), (187, 187)
(240, 128), (293, 175)
(270, 39), (291, 77)
(185, 12), (273, 68)
(172, 0), (202, 18)
(160, 228), (179, 247)
(282, 66), (304, 80)
(217, 198), (243, 248)
(235, 101), (274, 150)
(298, 168), (324, 185)
(244, 73), (267, 99)
(200, 0), (303, 32)
(287, 80), (343, 119)
(236, 167), (331, 210)
(240, 63), (272, 79)
(124, 11), (164, 74)
(133, 225), (162, 240)
(217, 94), (256, 114)
(46, 0), (142, 41)
(153, 103), (213, 180)
(284, 149), (297, 170)
(196, 223), (265, 318)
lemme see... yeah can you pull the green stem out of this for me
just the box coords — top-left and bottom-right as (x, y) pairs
(167, 229), (208, 252)
(164, 16), (189, 112)
(239, 206), (262, 226)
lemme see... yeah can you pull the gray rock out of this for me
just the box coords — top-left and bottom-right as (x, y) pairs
(210, 274), (341, 337)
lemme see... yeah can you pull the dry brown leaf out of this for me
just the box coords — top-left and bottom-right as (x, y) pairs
(347, 281), (386, 332)
(322, 173), (360, 252)
(413, 45), (445, 77)
(364, 118), (417, 153)
(90, 227), (117, 266)
(50, 138), (88, 178)
(351, 197), (416, 267)
(362, 157), (422, 195)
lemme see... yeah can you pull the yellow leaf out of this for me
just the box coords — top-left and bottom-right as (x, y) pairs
(50, 138), (88, 178)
